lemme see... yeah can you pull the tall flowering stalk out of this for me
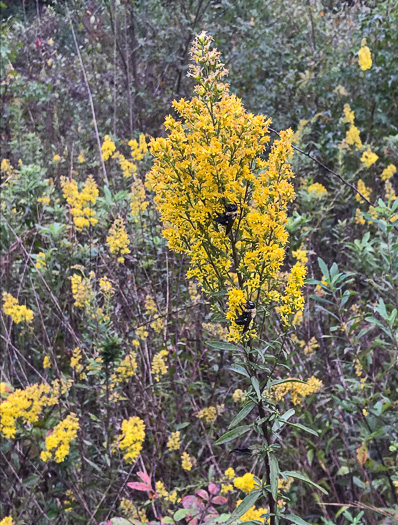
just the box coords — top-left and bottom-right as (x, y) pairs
(148, 33), (325, 525)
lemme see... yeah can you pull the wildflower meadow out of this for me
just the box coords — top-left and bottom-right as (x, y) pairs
(0, 1), (397, 525)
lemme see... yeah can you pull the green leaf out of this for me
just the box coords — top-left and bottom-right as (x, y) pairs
(231, 490), (261, 520)
(284, 421), (319, 437)
(251, 377), (261, 400)
(269, 452), (279, 500)
(229, 403), (256, 429)
(283, 514), (312, 525)
(214, 425), (252, 445)
(206, 341), (241, 351)
(104, 185), (112, 204)
(228, 364), (250, 378)
(270, 378), (306, 387)
(174, 509), (191, 521)
(317, 258), (329, 280)
(282, 471), (328, 495)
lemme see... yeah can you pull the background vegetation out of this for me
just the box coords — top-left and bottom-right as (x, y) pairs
(0, 1), (397, 524)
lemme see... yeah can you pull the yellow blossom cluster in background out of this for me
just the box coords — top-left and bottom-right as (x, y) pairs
(232, 389), (245, 403)
(0, 518), (13, 525)
(130, 179), (149, 219)
(151, 349), (168, 381)
(196, 404), (224, 424)
(356, 179), (372, 202)
(41, 413), (79, 463)
(361, 148), (378, 168)
(307, 182), (328, 198)
(102, 133), (148, 178)
(35, 252), (46, 270)
(2, 292), (33, 324)
(181, 451), (193, 471)
(107, 216), (130, 263)
(120, 499), (148, 522)
(117, 416), (145, 464)
(381, 164), (396, 181)
(61, 175), (99, 229)
(70, 272), (94, 308)
(303, 336), (319, 357)
(358, 42), (372, 71)
(43, 356), (51, 369)
(271, 376), (323, 405)
(167, 430), (181, 451)
(112, 351), (137, 384)
(0, 379), (71, 438)
(99, 276), (114, 297)
(155, 481), (180, 504)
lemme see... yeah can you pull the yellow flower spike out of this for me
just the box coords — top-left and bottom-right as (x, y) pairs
(40, 413), (79, 463)
(358, 45), (372, 71)
(2, 292), (33, 324)
(117, 417), (145, 464)
(107, 216), (130, 263)
(361, 148), (378, 168)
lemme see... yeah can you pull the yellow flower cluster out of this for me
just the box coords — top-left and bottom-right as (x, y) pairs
(40, 413), (79, 463)
(292, 246), (308, 265)
(381, 164), (396, 181)
(43, 356), (51, 369)
(145, 295), (165, 333)
(237, 500), (268, 522)
(197, 404), (224, 424)
(358, 45), (372, 71)
(361, 148), (378, 168)
(129, 134), (148, 161)
(303, 336), (319, 357)
(118, 416), (145, 464)
(167, 430), (181, 451)
(345, 124), (363, 150)
(307, 182), (328, 198)
(342, 104), (355, 124)
(0, 518), (13, 525)
(2, 292), (33, 324)
(130, 179), (149, 219)
(101, 135), (116, 161)
(107, 216), (130, 263)
(385, 180), (396, 202)
(181, 451), (193, 471)
(155, 481), (180, 504)
(151, 350), (168, 381)
(234, 473), (257, 493)
(232, 389), (245, 403)
(112, 351), (137, 383)
(225, 467), (235, 479)
(147, 33), (302, 341)
(99, 276), (114, 297)
(53, 154), (61, 163)
(35, 252), (46, 270)
(0, 379), (71, 438)
(120, 499), (148, 522)
(272, 376), (323, 405)
(278, 262), (306, 325)
(70, 272), (94, 308)
(102, 133), (148, 178)
(356, 179), (372, 202)
(61, 175), (99, 229)
(70, 347), (83, 373)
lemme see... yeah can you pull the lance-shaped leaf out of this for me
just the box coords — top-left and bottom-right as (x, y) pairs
(229, 490), (261, 521)
(283, 514), (312, 525)
(268, 452), (279, 500)
(229, 403), (256, 429)
(282, 471), (328, 495)
(214, 425), (252, 445)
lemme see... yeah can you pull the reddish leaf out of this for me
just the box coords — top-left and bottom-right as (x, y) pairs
(127, 482), (152, 492)
(182, 496), (198, 509)
(195, 489), (209, 501)
(208, 483), (219, 495)
(211, 496), (228, 505)
(137, 471), (152, 486)
(356, 442), (368, 466)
